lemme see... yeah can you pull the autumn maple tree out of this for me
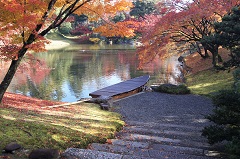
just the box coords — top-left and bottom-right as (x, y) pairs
(138, 0), (239, 67)
(0, 0), (132, 103)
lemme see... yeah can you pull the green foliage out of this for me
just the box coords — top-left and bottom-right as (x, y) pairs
(153, 84), (191, 94)
(112, 12), (126, 23)
(202, 90), (240, 158)
(74, 14), (88, 24)
(202, 125), (235, 144)
(226, 138), (240, 159)
(188, 67), (240, 158)
(58, 22), (73, 35)
(130, 0), (156, 18)
(233, 68), (240, 93)
(209, 6), (240, 67)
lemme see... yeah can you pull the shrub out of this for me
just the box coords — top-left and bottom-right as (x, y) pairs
(202, 90), (240, 159)
(152, 84), (191, 94)
(233, 68), (240, 93)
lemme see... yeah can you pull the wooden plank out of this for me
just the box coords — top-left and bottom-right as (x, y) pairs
(89, 75), (150, 99)
(90, 83), (143, 94)
(98, 85), (139, 91)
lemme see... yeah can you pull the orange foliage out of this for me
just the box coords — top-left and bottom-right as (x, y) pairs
(0, 0), (133, 60)
(94, 20), (143, 38)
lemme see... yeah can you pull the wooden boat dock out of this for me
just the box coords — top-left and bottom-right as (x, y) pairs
(89, 75), (150, 100)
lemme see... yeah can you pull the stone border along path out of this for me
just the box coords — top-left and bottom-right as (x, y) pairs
(61, 92), (226, 159)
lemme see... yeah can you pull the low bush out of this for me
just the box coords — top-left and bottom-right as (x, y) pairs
(152, 84), (191, 94)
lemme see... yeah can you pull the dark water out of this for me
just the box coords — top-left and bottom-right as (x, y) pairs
(1, 43), (182, 102)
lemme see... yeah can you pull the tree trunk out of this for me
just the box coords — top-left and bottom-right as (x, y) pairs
(211, 45), (219, 67)
(218, 54), (223, 63)
(0, 50), (26, 103)
(203, 47), (210, 58)
(196, 42), (209, 59)
(212, 52), (218, 67)
(203, 43), (219, 67)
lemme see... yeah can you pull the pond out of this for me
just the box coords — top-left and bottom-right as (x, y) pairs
(1, 41), (182, 102)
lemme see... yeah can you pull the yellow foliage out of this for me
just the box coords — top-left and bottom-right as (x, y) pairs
(89, 38), (100, 44)
(94, 20), (142, 38)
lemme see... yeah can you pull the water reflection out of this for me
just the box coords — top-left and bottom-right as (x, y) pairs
(1, 44), (182, 102)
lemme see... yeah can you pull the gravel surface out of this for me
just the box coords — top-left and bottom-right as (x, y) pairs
(113, 92), (214, 126)
(62, 92), (223, 159)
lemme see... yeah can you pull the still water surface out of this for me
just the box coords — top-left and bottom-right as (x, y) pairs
(2, 43), (181, 102)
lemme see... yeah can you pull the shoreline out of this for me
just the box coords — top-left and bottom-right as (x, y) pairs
(45, 40), (70, 50)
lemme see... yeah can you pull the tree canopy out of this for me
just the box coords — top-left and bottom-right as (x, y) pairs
(137, 0), (239, 67)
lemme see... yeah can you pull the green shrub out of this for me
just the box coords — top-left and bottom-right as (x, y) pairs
(233, 68), (240, 93)
(202, 90), (240, 158)
(152, 84), (191, 94)
(58, 22), (73, 35)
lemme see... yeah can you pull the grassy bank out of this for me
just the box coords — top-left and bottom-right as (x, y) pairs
(186, 69), (234, 96)
(185, 50), (235, 96)
(0, 95), (124, 158)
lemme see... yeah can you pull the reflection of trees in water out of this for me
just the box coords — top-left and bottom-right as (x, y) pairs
(141, 56), (183, 85)
(10, 50), (72, 101)
(25, 75), (64, 101)
(36, 50), (73, 100)
(2, 56), (58, 100)
(3, 45), (183, 101)
(68, 60), (85, 99)
(80, 50), (134, 90)
(15, 49), (136, 100)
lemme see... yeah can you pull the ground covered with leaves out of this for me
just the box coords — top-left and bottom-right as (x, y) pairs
(0, 93), (124, 158)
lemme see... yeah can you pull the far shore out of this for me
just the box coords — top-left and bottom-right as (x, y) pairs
(45, 40), (70, 50)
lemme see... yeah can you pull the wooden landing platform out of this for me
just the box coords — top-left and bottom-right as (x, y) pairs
(89, 75), (150, 100)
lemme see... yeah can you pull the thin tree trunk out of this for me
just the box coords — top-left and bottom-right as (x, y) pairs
(0, 50), (26, 103)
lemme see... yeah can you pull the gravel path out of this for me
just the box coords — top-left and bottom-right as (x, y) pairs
(114, 92), (214, 126)
(62, 92), (225, 159)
